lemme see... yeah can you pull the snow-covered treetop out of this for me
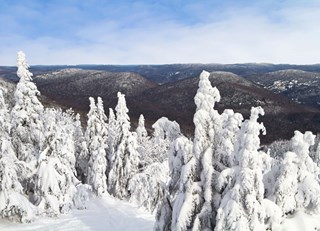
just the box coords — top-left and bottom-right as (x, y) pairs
(115, 92), (130, 131)
(250, 106), (265, 122)
(291, 130), (315, 159)
(88, 97), (97, 114)
(152, 117), (181, 143)
(97, 97), (107, 122)
(136, 114), (148, 141)
(17, 51), (33, 81)
(194, 70), (220, 111)
(236, 106), (266, 169)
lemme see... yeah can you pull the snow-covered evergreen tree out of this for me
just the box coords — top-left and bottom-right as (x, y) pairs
(144, 117), (181, 167)
(33, 108), (79, 216)
(0, 140), (38, 222)
(136, 114), (148, 144)
(0, 87), (11, 137)
(0, 88), (37, 222)
(215, 106), (268, 231)
(106, 108), (117, 175)
(96, 97), (108, 143)
(134, 114), (151, 168)
(108, 92), (140, 199)
(169, 70), (221, 231)
(216, 109), (243, 169)
(154, 136), (193, 231)
(273, 131), (320, 215)
(11, 51), (44, 162)
(129, 161), (169, 212)
(85, 97), (108, 196)
(74, 113), (88, 183)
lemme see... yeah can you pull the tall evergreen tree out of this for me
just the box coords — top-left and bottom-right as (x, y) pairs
(85, 97), (108, 196)
(156, 71), (222, 231)
(216, 109), (243, 168)
(34, 108), (79, 216)
(74, 113), (88, 183)
(136, 114), (148, 144)
(0, 88), (37, 222)
(215, 107), (267, 231)
(273, 131), (320, 215)
(11, 51), (44, 162)
(108, 92), (140, 199)
(106, 108), (117, 175)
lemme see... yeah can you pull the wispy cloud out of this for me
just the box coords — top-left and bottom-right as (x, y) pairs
(0, 0), (320, 65)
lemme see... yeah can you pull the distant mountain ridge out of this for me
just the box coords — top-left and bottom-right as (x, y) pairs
(0, 64), (319, 143)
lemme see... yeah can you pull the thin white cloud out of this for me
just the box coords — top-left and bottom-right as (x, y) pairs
(1, 1), (320, 65)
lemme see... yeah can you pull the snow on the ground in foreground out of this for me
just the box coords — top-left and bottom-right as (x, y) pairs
(281, 211), (320, 231)
(0, 195), (155, 231)
(1, 196), (320, 231)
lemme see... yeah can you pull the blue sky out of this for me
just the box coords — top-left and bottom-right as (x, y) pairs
(1, 0), (320, 65)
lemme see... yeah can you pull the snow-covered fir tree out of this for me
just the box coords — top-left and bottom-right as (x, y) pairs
(129, 161), (169, 212)
(216, 109), (243, 168)
(96, 97), (108, 143)
(11, 51), (44, 162)
(0, 88), (37, 222)
(154, 135), (193, 231)
(134, 114), (150, 168)
(85, 97), (108, 196)
(136, 114), (148, 144)
(273, 131), (320, 216)
(144, 117), (181, 167)
(171, 71), (221, 231)
(0, 139), (38, 222)
(106, 108), (117, 175)
(74, 113), (88, 183)
(108, 92), (140, 199)
(33, 108), (79, 216)
(216, 106), (272, 231)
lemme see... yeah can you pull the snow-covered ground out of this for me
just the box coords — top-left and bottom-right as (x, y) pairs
(281, 212), (320, 231)
(0, 195), (154, 231)
(1, 195), (320, 231)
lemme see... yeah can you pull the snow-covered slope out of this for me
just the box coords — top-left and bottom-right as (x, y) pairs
(0, 195), (154, 231)
(246, 69), (320, 108)
(1, 195), (319, 231)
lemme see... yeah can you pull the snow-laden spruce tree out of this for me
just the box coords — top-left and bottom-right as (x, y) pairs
(143, 117), (181, 167)
(135, 114), (150, 166)
(96, 97), (108, 142)
(0, 88), (37, 222)
(130, 116), (182, 214)
(215, 106), (278, 231)
(310, 134), (320, 166)
(216, 109), (243, 169)
(0, 140), (38, 222)
(106, 108), (117, 175)
(164, 70), (221, 231)
(108, 92), (140, 199)
(34, 108), (79, 216)
(273, 130), (320, 215)
(129, 161), (169, 212)
(11, 51), (44, 162)
(136, 114), (148, 144)
(0, 87), (11, 137)
(74, 113), (88, 183)
(154, 136), (193, 231)
(85, 97), (108, 196)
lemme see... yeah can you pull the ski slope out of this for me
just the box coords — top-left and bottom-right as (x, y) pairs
(0, 195), (154, 231)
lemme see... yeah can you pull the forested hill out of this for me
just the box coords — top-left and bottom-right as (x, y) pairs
(0, 64), (319, 143)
